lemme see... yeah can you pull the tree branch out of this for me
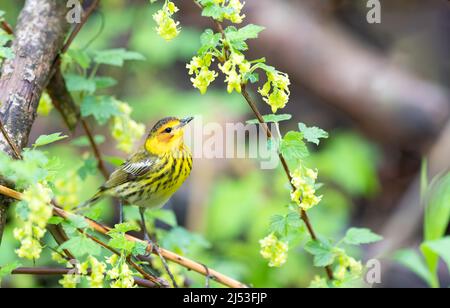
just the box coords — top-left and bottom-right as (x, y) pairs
(10, 267), (158, 288)
(0, 184), (248, 288)
(0, 0), (71, 243)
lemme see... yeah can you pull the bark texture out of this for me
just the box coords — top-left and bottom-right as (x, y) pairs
(0, 0), (70, 242)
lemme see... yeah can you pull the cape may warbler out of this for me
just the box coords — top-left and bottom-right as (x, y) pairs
(81, 116), (193, 242)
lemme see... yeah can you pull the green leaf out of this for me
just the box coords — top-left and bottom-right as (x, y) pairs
(59, 235), (101, 257)
(67, 214), (90, 229)
(77, 157), (97, 180)
(93, 49), (145, 67)
(246, 114), (292, 125)
(65, 74), (97, 94)
(343, 228), (383, 245)
(304, 240), (335, 267)
(269, 212), (302, 236)
(109, 222), (140, 234)
(424, 172), (450, 242)
(0, 261), (21, 283)
(81, 95), (120, 125)
(394, 249), (434, 287)
(108, 233), (135, 254)
(201, 3), (230, 21)
(48, 216), (65, 225)
(422, 237), (450, 274)
(132, 241), (148, 256)
(33, 133), (68, 147)
(67, 49), (91, 69)
(280, 131), (309, 163)
(198, 29), (222, 55)
(71, 135), (105, 147)
(162, 227), (210, 255)
(225, 24), (265, 51)
(94, 76), (118, 89)
(298, 123), (329, 145)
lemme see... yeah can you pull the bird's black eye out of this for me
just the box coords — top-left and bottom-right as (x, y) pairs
(164, 127), (172, 133)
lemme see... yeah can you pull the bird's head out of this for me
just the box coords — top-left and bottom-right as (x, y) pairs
(145, 116), (193, 155)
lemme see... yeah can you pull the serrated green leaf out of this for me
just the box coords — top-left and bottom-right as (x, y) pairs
(132, 241), (148, 256)
(67, 214), (90, 229)
(80, 95), (120, 125)
(343, 228), (383, 245)
(33, 133), (68, 147)
(198, 29), (222, 55)
(67, 49), (91, 69)
(94, 76), (118, 89)
(109, 222), (141, 234)
(304, 240), (335, 267)
(48, 216), (65, 225)
(108, 233), (135, 253)
(93, 49), (145, 67)
(298, 123), (329, 145)
(59, 235), (101, 257)
(280, 131), (309, 163)
(246, 114), (292, 125)
(65, 74), (97, 94)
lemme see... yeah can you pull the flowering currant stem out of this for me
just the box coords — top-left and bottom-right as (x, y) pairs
(194, 1), (334, 280)
(0, 184), (248, 288)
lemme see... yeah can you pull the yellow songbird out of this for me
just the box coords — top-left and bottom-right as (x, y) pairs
(81, 116), (193, 243)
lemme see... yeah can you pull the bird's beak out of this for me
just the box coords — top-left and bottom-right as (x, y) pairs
(179, 116), (194, 128)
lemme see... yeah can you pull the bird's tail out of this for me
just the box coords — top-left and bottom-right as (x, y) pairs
(76, 190), (104, 212)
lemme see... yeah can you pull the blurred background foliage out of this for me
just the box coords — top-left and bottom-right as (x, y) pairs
(0, 0), (449, 288)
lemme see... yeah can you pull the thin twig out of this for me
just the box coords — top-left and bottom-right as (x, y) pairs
(81, 119), (109, 178)
(194, 1), (334, 280)
(10, 267), (157, 288)
(0, 184), (248, 288)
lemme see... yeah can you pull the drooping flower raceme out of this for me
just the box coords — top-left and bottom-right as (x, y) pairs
(106, 254), (136, 288)
(259, 233), (289, 267)
(186, 53), (218, 94)
(218, 52), (251, 94)
(111, 102), (145, 153)
(13, 182), (53, 260)
(153, 1), (180, 41)
(258, 70), (291, 113)
(290, 167), (322, 211)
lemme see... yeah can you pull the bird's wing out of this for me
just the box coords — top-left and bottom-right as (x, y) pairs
(103, 150), (157, 189)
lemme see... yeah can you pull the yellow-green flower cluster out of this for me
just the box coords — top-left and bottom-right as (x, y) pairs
(258, 71), (291, 113)
(59, 273), (79, 288)
(83, 257), (107, 288)
(290, 167), (322, 211)
(309, 275), (329, 288)
(333, 249), (363, 281)
(214, 0), (246, 23)
(106, 254), (136, 288)
(13, 183), (53, 260)
(37, 92), (53, 116)
(259, 233), (288, 267)
(111, 102), (145, 153)
(153, 1), (180, 41)
(218, 52), (250, 94)
(54, 173), (81, 210)
(187, 53), (218, 94)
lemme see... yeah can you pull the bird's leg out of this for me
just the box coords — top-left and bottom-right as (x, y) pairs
(119, 199), (124, 224)
(139, 207), (178, 288)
